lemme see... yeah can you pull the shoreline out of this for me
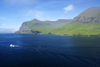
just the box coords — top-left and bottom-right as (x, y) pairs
(15, 33), (100, 37)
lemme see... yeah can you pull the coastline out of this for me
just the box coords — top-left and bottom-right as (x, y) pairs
(15, 33), (100, 37)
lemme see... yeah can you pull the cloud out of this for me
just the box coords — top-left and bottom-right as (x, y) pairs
(4, 0), (38, 5)
(1, 18), (6, 19)
(26, 9), (44, 20)
(64, 4), (74, 13)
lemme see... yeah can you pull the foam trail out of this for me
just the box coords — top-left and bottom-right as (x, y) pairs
(10, 44), (20, 47)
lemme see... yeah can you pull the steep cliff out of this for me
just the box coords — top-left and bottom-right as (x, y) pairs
(71, 7), (100, 23)
(50, 7), (100, 36)
(16, 19), (71, 34)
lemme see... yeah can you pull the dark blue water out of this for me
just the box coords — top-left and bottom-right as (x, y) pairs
(0, 34), (100, 67)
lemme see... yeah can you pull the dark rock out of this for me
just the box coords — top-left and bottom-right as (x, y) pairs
(48, 32), (51, 35)
(31, 30), (41, 34)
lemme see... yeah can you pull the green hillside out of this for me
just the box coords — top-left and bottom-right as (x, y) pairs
(16, 7), (100, 36)
(50, 22), (100, 36)
(71, 7), (100, 23)
(16, 19), (71, 34)
(27, 20), (67, 31)
(49, 7), (100, 36)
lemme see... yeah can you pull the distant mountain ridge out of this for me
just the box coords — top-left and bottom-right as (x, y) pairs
(16, 19), (72, 34)
(16, 7), (100, 36)
(71, 7), (100, 23)
(50, 7), (100, 36)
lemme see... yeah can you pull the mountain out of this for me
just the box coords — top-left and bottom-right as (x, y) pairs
(16, 19), (72, 34)
(71, 7), (100, 23)
(16, 7), (100, 36)
(50, 7), (100, 36)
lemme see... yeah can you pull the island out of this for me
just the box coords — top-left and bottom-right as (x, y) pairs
(16, 7), (100, 36)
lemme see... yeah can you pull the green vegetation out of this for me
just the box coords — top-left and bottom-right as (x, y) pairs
(27, 22), (56, 34)
(27, 19), (71, 31)
(16, 7), (100, 36)
(98, 13), (100, 17)
(71, 7), (100, 23)
(27, 21), (68, 34)
(50, 22), (100, 36)
(16, 19), (71, 34)
(28, 21), (63, 31)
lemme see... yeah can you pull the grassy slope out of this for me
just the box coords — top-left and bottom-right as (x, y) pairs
(27, 20), (68, 34)
(50, 22), (100, 35)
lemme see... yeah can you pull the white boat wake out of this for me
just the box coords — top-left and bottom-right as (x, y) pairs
(10, 44), (19, 47)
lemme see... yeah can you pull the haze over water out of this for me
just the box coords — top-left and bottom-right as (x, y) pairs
(0, 34), (100, 67)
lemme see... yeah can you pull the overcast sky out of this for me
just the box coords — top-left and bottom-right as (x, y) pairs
(0, 0), (100, 33)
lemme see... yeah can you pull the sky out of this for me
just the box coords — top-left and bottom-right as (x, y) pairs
(0, 0), (100, 33)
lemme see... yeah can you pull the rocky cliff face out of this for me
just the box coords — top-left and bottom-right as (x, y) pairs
(71, 7), (100, 23)
(15, 22), (41, 34)
(49, 7), (100, 36)
(15, 22), (32, 34)
(16, 19), (72, 34)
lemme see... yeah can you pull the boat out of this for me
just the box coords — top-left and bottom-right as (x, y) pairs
(10, 44), (15, 47)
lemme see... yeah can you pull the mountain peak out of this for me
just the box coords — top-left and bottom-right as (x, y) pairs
(33, 19), (39, 21)
(71, 7), (100, 23)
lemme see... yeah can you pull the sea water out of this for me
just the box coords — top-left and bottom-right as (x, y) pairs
(0, 34), (100, 67)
